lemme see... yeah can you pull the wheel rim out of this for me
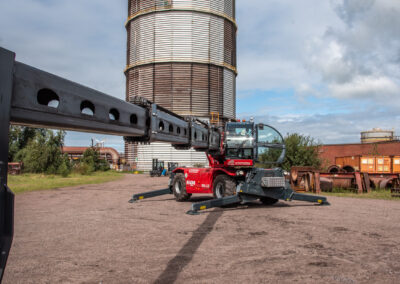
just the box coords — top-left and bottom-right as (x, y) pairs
(215, 183), (224, 198)
(175, 180), (182, 194)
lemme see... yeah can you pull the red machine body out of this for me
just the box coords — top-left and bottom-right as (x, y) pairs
(170, 122), (259, 196)
(173, 152), (254, 195)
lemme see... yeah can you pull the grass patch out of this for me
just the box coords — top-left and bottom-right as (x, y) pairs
(117, 170), (145, 174)
(321, 188), (399, 201)
(8, 171), (124, 194)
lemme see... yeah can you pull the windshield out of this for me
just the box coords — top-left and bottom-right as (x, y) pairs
(225, 122), (255, 148)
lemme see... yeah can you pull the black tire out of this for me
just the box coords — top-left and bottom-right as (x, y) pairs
(213, 175), (236, 199)
(260, 197), (278, 205)
(172, 173), (191, 201)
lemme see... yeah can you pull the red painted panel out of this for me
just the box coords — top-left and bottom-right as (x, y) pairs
(224, 159), (253, 167)
(183, 168), (214, 194)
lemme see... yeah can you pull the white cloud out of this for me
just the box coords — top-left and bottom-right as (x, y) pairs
(0, 0), (127, 99)
(236, 0), (341, 93)
(252, 107), (400, 144)
(307, 0), (400, 103)
(329, 75), (400, 100)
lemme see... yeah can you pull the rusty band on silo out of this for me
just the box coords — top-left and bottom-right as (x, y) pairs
(127, 0), (236, 26)
(125, 63), (236, 119)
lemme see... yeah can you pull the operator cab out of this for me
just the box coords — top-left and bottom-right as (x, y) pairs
(225, 122), (285, 164)
(225, 122), (255, 159)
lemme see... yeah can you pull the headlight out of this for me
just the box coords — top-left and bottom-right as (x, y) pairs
(236, 170), (245, 176)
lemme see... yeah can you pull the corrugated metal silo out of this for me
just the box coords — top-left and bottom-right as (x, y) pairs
(125, 0), (237, 169)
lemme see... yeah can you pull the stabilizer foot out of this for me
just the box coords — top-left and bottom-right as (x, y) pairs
(186, 210), (201, 215)
(130, 188), (172, 203)
(290, 192), (329, 205)
(187, 195), (242, 215)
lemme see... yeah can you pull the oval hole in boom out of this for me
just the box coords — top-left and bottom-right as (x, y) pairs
(37, 88), (59, 108)
(159, 121), (165, 131)
(130, 114), (138, 125)
(109, 108), (120, 121)
(80, 100), (95, 116)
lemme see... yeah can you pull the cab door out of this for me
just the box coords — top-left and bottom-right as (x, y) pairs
(255, 124), (285, 164)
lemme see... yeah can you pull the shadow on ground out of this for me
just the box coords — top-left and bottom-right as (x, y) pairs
(154, 210), (223, 283)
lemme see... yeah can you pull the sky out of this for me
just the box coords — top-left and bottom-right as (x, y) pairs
(1, 0), (399, 151)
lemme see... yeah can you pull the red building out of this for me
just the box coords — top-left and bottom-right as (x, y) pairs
(319, 141), (400, 168)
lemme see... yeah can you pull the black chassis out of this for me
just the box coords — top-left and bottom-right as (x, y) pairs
(187, 168), (329, 214)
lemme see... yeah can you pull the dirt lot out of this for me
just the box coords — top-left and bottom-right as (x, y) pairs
(4, 174), (400, 283)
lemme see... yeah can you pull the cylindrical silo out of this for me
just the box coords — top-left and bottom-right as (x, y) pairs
(361, 128), (394, 144)
(125, 0), (237, 169)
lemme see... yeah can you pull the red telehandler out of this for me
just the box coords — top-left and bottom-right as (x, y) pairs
(129, 118), (329, 214)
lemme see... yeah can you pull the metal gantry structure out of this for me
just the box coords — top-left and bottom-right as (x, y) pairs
(0, 46), (222, 281)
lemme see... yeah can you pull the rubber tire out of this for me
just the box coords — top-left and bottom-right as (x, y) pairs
(213, 175), (236, 199)
(260, 197), (278, 205)
(172, 173), (191, 201)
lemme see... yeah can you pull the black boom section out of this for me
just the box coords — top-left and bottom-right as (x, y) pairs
(124, 96), (221, 149)
(148, 104), (190, 145)
(0, 47), (15, 282)
(10, 62), (148, 137)
(0, 46), (225, 279)
(7, 49), (220, 148)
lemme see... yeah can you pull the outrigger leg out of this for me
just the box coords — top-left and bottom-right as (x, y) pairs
(288, 192), (330, 205)
(186, 195), (242, 215)
(185, 189), (330, 215)
(129, 188), (172, 203)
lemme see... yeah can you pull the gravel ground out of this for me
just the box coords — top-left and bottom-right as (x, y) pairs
(4, 174), (400, 283)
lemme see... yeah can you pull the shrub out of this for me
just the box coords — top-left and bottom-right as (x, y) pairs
(15, 130), (71, 175)
(77, 147), (110, 175)
(57, 157), (71, 177)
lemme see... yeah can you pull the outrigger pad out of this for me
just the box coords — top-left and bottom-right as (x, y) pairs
(129, 188), (172, 203)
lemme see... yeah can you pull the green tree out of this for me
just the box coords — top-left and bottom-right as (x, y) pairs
(8, 126), (42, 162)
(282, 133), (321, 171)
(15, 129), (71, 175)
(260, 133), (322, 171)
(77, 147), (109, 175)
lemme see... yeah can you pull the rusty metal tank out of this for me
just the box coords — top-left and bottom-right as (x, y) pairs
(125, 0), (237, 119)
(361, 128), (394, 143)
